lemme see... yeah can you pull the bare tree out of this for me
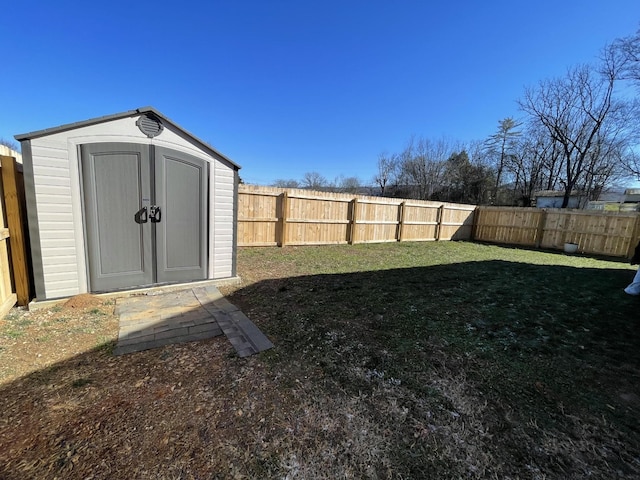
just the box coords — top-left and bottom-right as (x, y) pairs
(0, 138), (19, 152)
(484, 118), (522, 204)
(301, 171), (327, 190)
(338, 176), (361, 194)
(373, 152), (397, 196)
(273, 179), (300, 188)
(519, 59), (620, 208)
(504, 124), (559, 205)
(624, 150), (640, 179)
(398, 136), (453, 200)
(581, 100), (635, 198)
(610, 29), (640, 178)
(610, 29), (640, 87)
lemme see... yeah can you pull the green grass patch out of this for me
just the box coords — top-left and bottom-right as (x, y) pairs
(13, 318), (34, 328)
(95, 337), (115, 354)
(229, 242), (640, 478)
(2, 310), (35, 339)
(4, 329), (24, 339)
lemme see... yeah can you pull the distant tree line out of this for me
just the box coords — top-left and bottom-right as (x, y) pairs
(0, 138), (20, 152)
(372, 28), (640, 207)
(273, 29), (640, 208)
(272, 172), (367, 194)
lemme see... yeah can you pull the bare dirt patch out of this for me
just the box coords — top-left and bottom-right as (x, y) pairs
(0, 298), (117, 383)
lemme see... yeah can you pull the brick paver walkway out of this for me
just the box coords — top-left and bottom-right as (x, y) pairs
(113, 285), (273, 357)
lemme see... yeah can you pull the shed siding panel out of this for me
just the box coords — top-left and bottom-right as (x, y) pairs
(40, 231), (76, 241)
(211, 161), (235, 278)
(43, 271), (82, 282)
(32, 165), (71, 178)
(43, 263), (79, 274)
(34, 184), (72, 196)
(41, 255), (77, 266)
(32, 157), (71, 168)
(42, 238), (76, 251)
(37, 203), (73, 214)
(33, 194), (74, 206)
(39, 221), (75, 230)
(46, 286), (81, 299)
(28, 137), (80, 299)
(33, 176), (71, 187)
(30, 145), (69, 161)
(48, 285), (79, 293)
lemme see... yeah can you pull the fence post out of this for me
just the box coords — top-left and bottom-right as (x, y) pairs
(435, 205), (445, 241)
(626, 214), (640, 258)
(279, 191), (288, 247)
(0, 162), (16, 318)
(398, 201), (406, 242)
(1, 156), (30, 306)
(349, 198), (358, 245)
(534, 209), (547, 248)
(470, 206), (480, 241)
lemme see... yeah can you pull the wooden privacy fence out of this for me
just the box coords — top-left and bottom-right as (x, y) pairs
(237, 185), (476, 246)
(0, 155), (30, 316)
(474, 206), (640, 258)
(238, 187), (640, 258)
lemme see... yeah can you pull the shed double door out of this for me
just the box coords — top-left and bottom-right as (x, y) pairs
(81, 143), (208, 292)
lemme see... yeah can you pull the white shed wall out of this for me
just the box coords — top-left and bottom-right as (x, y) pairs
(210, 161), (236, 279)
(25, 114), (237, 300)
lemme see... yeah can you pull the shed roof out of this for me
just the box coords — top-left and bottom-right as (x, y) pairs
(15, 106), (240, 169)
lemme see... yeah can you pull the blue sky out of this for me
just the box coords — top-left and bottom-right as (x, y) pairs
(1, 1), (638, 186)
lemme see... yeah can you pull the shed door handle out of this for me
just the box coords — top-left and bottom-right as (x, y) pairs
(150, 205), (162, 223)
(134, 206), (148, 224)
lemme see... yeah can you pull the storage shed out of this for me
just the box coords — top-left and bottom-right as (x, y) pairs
(15, 107), (240, 301)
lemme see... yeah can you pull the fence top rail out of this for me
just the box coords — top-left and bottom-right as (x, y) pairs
(544, 209), (640, 218)
(239, 217), (279, 222)
(238, 190), (282, 197)
(402, 202), (439, 209)
(356, 198), (403, 206)
(477, 205), (640, 218)
(477, 206), (541, 212)
(439, 205), (477, 212)
(286, 193), (353, 203)
(286, 218), (351, 224)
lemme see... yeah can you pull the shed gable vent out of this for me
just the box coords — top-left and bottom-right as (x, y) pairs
(136, 113), (164, 138)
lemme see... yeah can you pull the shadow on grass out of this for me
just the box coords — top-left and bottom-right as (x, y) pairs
(230, 259), (639, 369)
(0, 259), (638, 479)
(226, 259), (640, 476)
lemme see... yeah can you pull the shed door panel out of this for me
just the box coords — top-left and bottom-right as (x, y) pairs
(155, 147), (208, 283)
(81, 143), (153, 291)
(81, 143), (208, 292)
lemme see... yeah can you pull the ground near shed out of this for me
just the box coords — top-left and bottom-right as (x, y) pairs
(0, 241), (639, 479)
